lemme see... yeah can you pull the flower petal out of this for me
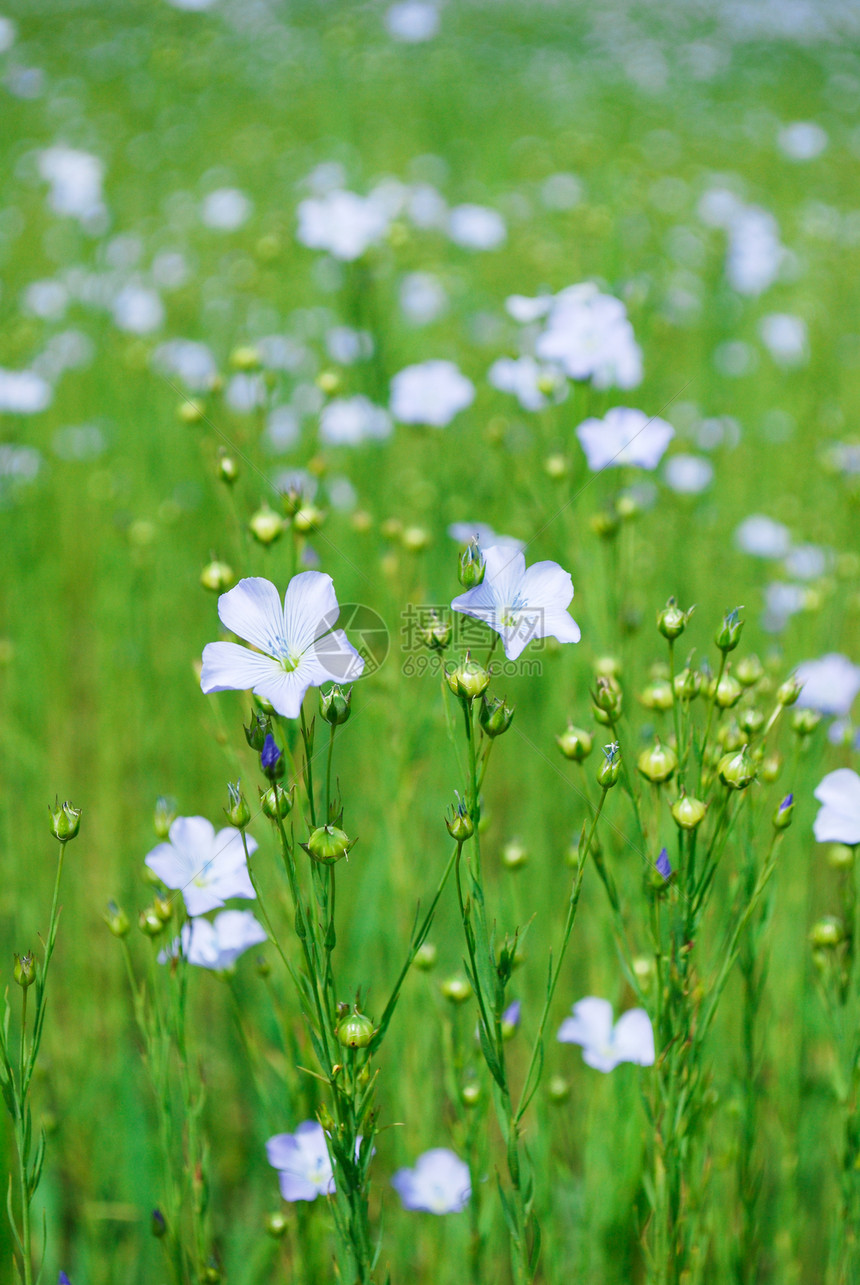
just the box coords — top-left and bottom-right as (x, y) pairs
(611, 1009), (655, 1066)
(283, 571), (340, 655)
(482, 545), (526, 608)
(308, 628), (366, 684)
(520, 560), (574, 611)
(541, 608), (582, 646)
(813, 768), (860, 812)
(217, 577), (287, 655)
(557, 996), (614, 1049)
(200, 641), (285, 695)
(813, 805), (860, 846)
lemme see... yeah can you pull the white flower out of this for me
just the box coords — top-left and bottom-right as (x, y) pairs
(778, 122), (828, 161)
(557, 997), (655, 1073)
(505, 293), (553, 323)
(385, 1), (439, 42)
(488, 356), (566, 412)
(0, 370), (52, 414)
(734, 514), (791, 559)
(200, 574), (364, 718)
(451, 545), (580, 661)
(663, 454), (713, 494)
(38, 147), (105, 223)
(297, 191), (390, 261)
(399, 272), (447, 325)
(447, 522), (523, 552)
(201, 188), (252, 231)
(759, 314), (808, 367)
(391, 1149), (471, 1214)
(726, 207), (784, 296)
(784, 545), (828, 580)
(145, 817), (257, 918)
(762, 582), (807, 634)
(576, 407), (674, 472)
(22, 280), (68, 321)
(152, 339), (217, 392)
(448, 204), (506, 250)
(112, 284), (164, 335)
(390, 360), (475, 428)
(166, 911), (267, 970)
(813, 769), (860, 845)
(266, 1122), (334, 1201)
(535, 284), (643, 390)
(319, 396), (392, 446)
(795, 654), (860, 716)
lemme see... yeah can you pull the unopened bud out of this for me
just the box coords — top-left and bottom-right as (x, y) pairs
(139, 907), (164, 938)
(200, 560), (234, 593)
(791, 708), (821, 737)
(773, 794), (794, 829)
(260, 734), (284, 781)
(501, 839), (528, 870)
(446, 654), (490, 701)
(249, 504), (284, 546)
(556, 724), (593, 762)
(639, 680), (674, 712)
(225, 782), (251, 828)
(738, 707), (764, 736)
(776, 675), (803, 706)
(316, 370), (340, 395)
(597, 742), (622, 788)
(230, 345), (261, 372)
(178, 399), (204, 425)
(637, 740), (677, 785)
(736, 655), (764, 687)
(441, 976), (472, 1004)
(592, 677), (622, 722)
(810, 916), (844, 949)
(293, 504), (326, 534)
(420, 612), (451, 651)
(717, 719), (745, 752)
(671, 795), (707, 830)
(481, 694), (515, 738)
(103, 900), (130, 938)
(760, 753), (782, 783)
(718, 746), (755, 790)
(458, 541), (485, 589)
(303, 824), (355, 865)
(715, 608), (744, 653)
(461, 1080), (482, 1107)
(151, 1209), (167, 1239)
(217, 449), (239, 485)
(265, 1211), (288, 1239)
(320, 684), (352, 726)
(260, 783), (295, 820)
(673, 668), (702, 701)
(548, 1075), (571, 1104)
(446, 795), (474, 841)
(13, 952), (36, 989)
(414, 942), (437, 971)
(715, 673), (743, 709)
(657, 597), (693, 640)
(244, 711), (272, 752)
(50, 799), (81, 843)
(336, 1008), (374, 1049)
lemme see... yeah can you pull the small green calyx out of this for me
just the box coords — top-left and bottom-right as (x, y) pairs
(671, 795), (707, 831)
(446, 653), (490, 701)
(556, 724), (593, 762)
(14, 952), (36, 989)
(260, 783), (295, 821)
(446, 794), (474, 841)
(303, 824), (355, 865)
(458, 540), (485, 590)
(637, 740), (678, 785)
(718, 745), (756, 790)
(597, 742), (622, 788)
(103, 901), (131, 938)
(50, 799), (81, 844)
(657, 597), (694, 641)
(715, 607), (744, 654)
(480, 694), (515, 738)
(336, 1007), (375, 1049)
(320, 683), (352, 726)
(225, 782), (251, 829)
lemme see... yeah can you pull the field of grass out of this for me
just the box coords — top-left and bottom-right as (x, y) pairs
(1, 2), (860, 1282)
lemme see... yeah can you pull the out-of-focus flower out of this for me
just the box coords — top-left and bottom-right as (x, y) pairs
(112, 284), (165, 335)
(734, 514), (791, 559)
(38, 147), (105, 224)
(451, 545), (580, 661)
(160, 911), (267, 970)
(385, 1), (439, 42)
(535, 283), (643, 389)
(576, 407), (674, 471)
(663, 454), (713, 494)
(391, 1149), (471, 1213)
(795, 654), (860, 716)
(145, 817), (256, 917)
(759, 314), (808, 367)
(726, 206), (784, 296)
(297, 190), (390, 261)
(152, 339), (218, 392)
(390, 360), (475, 427)
(557, 997), (655, 1072)
(488, 356), (566, 411)
(267, 1122), (334, 1201)
(320, 396), (392, 446)
(778, 122), (828, 161)
(201, 574), (364, 717)
(399, 271), (447, 325)
(201, 188), (252, 230)
(0, 370), (52, 414)
(813, 769), (860, 845)
(448, 204), (506, 250)
(447, 522), (524, 551)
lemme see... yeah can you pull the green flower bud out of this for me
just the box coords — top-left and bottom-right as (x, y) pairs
(178, 399), (204, 425)
(718, 746), (755, 790)
(336, 1008), (374, 1049)
(225, 782), (251, 829)
(200, 560), (235, 593)
(480, 694), (515, 738)
(673, 668), (702, 701)
(303, 824), (355, 865)
(244, 711), (272, 753)
(230, 345), (261, 372)
(13, 952), (36, 989)
(809, 916), (844, 949)
(556, 724), (593, 762)
(791, 708), (821, 737)
(544, 453), (568, 479)
(50, 799), (81, 843)
(458, 540), (485, 589)
(320, 684), (352, 726)
(760, 753), (782, 783)
(151, 1209), (167, 1239)
(671, 795), (707, 830)
(736, 655), (764, 687)
(776, 675), (803, 706)
(249, 504), (284, 546)
(317, 369), (340, 395)
(460, 1081), (482, 1108)
(293, 504), (326, 534)
(265, 1211), (288, 1239)
(419, 612), (451, 651)
(446, 795), (474, 841)
(413, 942), (437, 971)
(280, 486), (304, 518)
(773, 795), (794, 829)
(259, 776), (293, 817)
(139, 907), (164, 938)
(657, 597), (693, 640)
(446, 654), (490, 701)
(738, 707), (765, 736)
(827, 844), (855, 870)
(547, 1075), (571, 1104)
(590, 509), (620, 540)
(217, 449), (239, 485)
(103, 900), (130, 938)
(501, 839), (528, 870)
(715, 673), (743, 709)
(639, 680), (674, 712)
(593, 677), (622, 717)
(440, 976), (472, 1004)
(597, 742), (622, 788)
(717, 719), (745, 752)
(632, 955), (655, 991)
(637, 740), (678, 785)
(715, 608), (744, 653)
(256, 955), (271, 979)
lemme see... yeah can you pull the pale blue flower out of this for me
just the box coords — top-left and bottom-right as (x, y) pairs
(145, 817), (256, 918)
(576, 407), (674, 472)
(160, 911), (267, 970)
(392, 1149), (471, 1213)
(267, 1121), (334, 1201)
(813, 769), (860, 845)
(451, 545), (580, 661)
(558, 997), (654, 1073)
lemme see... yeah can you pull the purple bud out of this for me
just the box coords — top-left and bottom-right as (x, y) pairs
(59, 1275), (72, 1285)
(261, 734), (284, 780)
(656, 848), (671, 880)
(502, 1000), (521, 1030)
(780, 794), (793, 811)
(151, 1207), (167, 1238)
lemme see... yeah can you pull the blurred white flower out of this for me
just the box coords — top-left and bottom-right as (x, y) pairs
(784, 544), (828, 580)
(663, 454), (713, 494)
(38, 147), (105, 224)
(713, 340), (757, 377)
(22, 279), (68, 321)
(488, 355), (565, 411)
(795, 654), (860, 716)
(448, 204), (507, 250)
(297, 191), (390, 261)
(759, 314), (808, 367)
(540, 173), (583, 211)
(447, 522), (523, 551)
(399, 272), (447, 324)
(0, 444), (41, 480)
(576, 407), (674, 471)
(0, 369), (52, 414)
(319, 396), (392, 446)
(225, 373), (266, 412)
(325, 326), (373, 365)
(406, 184), (448, 230)
(726, 207), (784, 296)
(390, 360), (474, 427)
(505, 293), (553, 323)
(265, 406), (301, 452)
(558, 998), (655, 1073)
(201, 188), (252, 230)
(778, 122), (828, 161)
(385, 1), (439, 42)
(0, 16), (16, 51)
(166, 911), (267, 970)
(813, 769), (860, 845)
(392, 1150), (471, 1214)
(734, 514), (791, 559)
(112, 284), (165, 335)
(535, 284), (643, 389)
(152, 339), (217, 392)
